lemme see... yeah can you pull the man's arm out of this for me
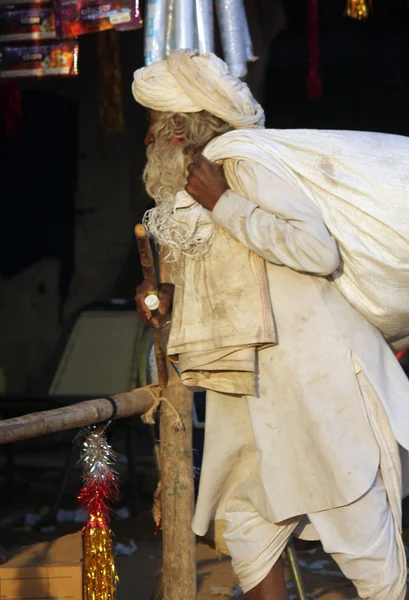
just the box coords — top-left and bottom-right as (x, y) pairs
(186, 156), (340, 276)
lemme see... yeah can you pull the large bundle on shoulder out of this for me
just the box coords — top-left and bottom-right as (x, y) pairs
(204, 129), (409, 351)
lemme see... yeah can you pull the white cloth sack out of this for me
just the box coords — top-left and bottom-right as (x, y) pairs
(203, 129), (409, 351)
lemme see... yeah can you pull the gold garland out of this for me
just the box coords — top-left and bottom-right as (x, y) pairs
(345, 0), (372, 20)
(83, 518), (119, 600)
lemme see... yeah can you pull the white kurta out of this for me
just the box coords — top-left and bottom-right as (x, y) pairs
(191, 161), (409, 539)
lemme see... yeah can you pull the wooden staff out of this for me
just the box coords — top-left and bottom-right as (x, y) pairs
(134, 224), (168, 389)
(136, 231), (196, 599)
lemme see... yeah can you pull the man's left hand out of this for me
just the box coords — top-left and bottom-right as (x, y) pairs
(185, 154), (230, 211)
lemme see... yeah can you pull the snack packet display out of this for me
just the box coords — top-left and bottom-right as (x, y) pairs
(53, 0), (141, 38)
(0, 40), (78, 77)
(0, 0), (47, 4)
(0, 5), (56, 41)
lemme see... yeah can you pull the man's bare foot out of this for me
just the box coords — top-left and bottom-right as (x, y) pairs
(245, 558), (288, 600)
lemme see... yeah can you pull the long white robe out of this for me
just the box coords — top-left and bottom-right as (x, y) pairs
(190, 161), (409, 542)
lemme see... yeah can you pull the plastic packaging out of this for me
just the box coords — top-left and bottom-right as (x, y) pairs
(165, 0), (175, 55)
(144, 0), (167, 65)
(0, 0), (48, 4)
(0, 41), (79, 78)
(0, 6), (56, 42)
(216, 0), (246, 78)
(174, 0), (195, 51)
(195, 0), (213, 53)
(53, 0), (142, 39)
(240, 0), (256, 62)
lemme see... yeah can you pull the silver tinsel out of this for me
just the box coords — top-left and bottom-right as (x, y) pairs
(80, 427), (118, 483)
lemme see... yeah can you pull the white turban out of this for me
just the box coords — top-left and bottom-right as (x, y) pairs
(132, 51), (265, 130)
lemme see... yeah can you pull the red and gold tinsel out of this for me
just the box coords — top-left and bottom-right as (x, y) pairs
(345, 0), (372, 20)
(78, 427), (119, 600)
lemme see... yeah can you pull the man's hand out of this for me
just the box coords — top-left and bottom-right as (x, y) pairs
(185, 154), (229, 211)
(135, 281), (174, 329)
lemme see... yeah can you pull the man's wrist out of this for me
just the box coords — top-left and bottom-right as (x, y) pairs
(209, 185), (230, 211)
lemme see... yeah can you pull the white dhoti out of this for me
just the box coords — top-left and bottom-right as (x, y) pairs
(221, 368), (408, 598)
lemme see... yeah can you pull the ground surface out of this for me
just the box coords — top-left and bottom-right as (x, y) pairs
(114, 513), (360, 600)
(0, 440), (391, 600)
(0, 507), (360, 600)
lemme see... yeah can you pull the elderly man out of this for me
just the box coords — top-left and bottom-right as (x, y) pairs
(133, 52), (409, 600)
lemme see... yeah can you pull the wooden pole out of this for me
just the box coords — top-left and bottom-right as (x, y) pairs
(0, 388), (154, 444)
(157, 249), (196, 600)
(160, 371), (196, 600)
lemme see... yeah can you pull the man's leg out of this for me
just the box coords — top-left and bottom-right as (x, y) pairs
(223, 511), (298, 596)
(308, 471), (407, 600)
(245, 558), (288, 600)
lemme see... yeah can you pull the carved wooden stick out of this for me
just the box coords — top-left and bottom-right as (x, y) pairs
(135, 224), (169, 389)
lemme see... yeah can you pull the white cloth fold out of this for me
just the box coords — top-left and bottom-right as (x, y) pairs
(178, 345), (257, 395)
(166, 217), (276, 393)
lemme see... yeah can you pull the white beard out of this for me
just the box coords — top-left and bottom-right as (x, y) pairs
(142, 187), (218, 261)
(143, 138), (188, 199)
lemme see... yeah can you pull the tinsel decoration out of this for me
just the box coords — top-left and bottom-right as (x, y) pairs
(306, 0), (322, 99)
(345, 0), (372, 20)
(98, 29), (124, 133)
(78, 426), (119, 600)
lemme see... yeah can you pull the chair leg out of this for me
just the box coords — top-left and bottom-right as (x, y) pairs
(285, 540), (308, 600)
